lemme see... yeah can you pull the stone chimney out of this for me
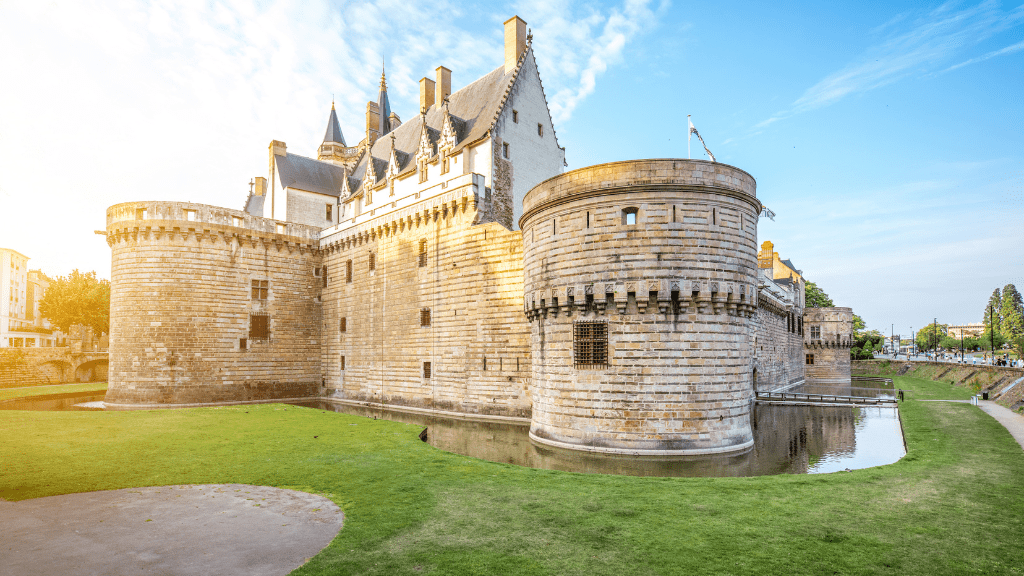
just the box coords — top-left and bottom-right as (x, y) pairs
(253, 176), (267, 196)
(420, 77), (436, 111)
(365, 101), (381, 144)
(435, 66), (451, 106)
(504, 16), (527, 74)
(269, 140), (286, 158)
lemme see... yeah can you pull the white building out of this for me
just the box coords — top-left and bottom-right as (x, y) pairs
(1, 248), (56, 347)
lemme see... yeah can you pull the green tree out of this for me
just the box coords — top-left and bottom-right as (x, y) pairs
(852, 314), (866, 333)
(805, 281), (834, 308)
(984, 288), (1002, 330)
(915, 323), (948, 352)
(1000, 284), (1023, 340)
(38, 270), (111, 334)
(978, 329), (1007, 352)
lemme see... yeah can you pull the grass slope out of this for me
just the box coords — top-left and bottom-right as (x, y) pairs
(2, 378), (1023, 575)
(0, 382), (108, 401)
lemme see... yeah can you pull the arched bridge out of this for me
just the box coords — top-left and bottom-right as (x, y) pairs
(0, 348), (109, 387)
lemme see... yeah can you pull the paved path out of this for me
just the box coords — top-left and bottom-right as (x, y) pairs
(0, 484), (343, 576)
(978, 401), (1024, 451)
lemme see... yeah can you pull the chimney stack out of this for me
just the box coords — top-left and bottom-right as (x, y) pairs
(269, 140), (286, 157)
(435, 67), (451, 107)
(419, 77), (436, 111)
(253, 176), (267, 196)
(504, 16), (527, 74)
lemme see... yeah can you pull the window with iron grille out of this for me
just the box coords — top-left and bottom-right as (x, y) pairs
(340, 317), (347, 333)
(418, 240), (427, 267)
(573, 321), (608, 368)
(346, 260), (352, 283)
(368, 252), (376, 271)
(251, 280), (268, 300)
(239, 338), (247, 350)
(420, 308), (431, 327)
(423, 361), (431, 378)
(249, 313), (269, 339)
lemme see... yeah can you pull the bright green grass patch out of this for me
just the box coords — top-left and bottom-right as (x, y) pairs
(2, 379), (1023, 575)
(0, 382), (107, 401)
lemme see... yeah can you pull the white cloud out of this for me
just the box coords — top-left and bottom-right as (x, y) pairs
(755, 1), (1024, 129)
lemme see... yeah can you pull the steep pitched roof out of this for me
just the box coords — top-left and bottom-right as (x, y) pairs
(347, 61), (520, 189)
(275, 153), (348, 196)
(323, 104), (346, 145)
(377, 70), (393, 136)
(244, 193), (265, 217)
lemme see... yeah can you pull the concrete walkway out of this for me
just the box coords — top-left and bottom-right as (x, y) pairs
(978, 401), (1024, 451)
(0, 484), (343, 576)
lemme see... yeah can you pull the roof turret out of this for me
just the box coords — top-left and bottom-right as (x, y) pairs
(323, 101), (347, 146)
(377, 67), (393, 137)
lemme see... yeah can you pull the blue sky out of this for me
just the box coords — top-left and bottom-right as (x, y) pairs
(0, 0), (1021, 337)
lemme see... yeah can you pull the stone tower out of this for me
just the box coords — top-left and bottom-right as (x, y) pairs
(803, 307), (853, 384)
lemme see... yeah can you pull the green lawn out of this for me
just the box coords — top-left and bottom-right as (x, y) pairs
(2, 376), (1023, 575)
(0, 382), (108, 401)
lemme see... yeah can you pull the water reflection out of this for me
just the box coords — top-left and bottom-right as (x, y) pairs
(0, 392), (107, 411)
(294, 399), (906, 478)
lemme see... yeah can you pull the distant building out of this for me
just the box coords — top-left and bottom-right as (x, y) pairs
(0, 248), (56, 347)
(948, 323), (985, 339)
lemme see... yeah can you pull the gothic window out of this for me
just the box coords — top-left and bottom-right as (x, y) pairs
(249, 313), (269, 340)
(574, 321), (609, 369)
(806, 354), (814, 365)
(423, 361), (432, 378)
(418, 239), (428, 267)
(420, 308), (431, 327)
(251, 280), (268, 300)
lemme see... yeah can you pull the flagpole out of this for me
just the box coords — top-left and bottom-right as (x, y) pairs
(687, 114), (691, 159)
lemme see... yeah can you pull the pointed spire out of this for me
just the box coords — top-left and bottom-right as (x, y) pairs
(377, 60), (392, 137)
(323, 103), (346, 146)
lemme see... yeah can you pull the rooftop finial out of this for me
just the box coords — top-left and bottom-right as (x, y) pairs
(380, 58), (387, 89)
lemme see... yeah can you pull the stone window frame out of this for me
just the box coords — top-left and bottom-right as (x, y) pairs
(806, 354), (815, 365)
(251, 279), (268, 301)
(573, 320), (609, 369)
(418, 239), (428, 267)
(346, 260), (353, 283)
(810, 326), (821, 340)
(249, 313), (270, 340)
(423, 361), (432, 379)
(420, 308), (431, 327)
(622, 207), (638, 226)
(339, 355), (346, 371)
(339, 317), (347, 333)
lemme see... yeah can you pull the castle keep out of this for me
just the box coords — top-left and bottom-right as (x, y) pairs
(104, 16), (851, 455)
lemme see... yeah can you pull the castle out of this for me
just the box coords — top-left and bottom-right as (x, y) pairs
(102, 17), (852, 455)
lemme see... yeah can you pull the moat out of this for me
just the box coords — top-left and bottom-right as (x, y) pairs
(5, 380), (905, 478)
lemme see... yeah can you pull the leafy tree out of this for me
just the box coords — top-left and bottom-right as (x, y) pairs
(1010, 336), (1024, 362)
(978, 329), (1007, 352)
(984, 288), (1002, 330)
(1000, 284), (1023, 340)
(805, 281), (834, 308)
(852, 314), (866, 333)
(38, 270), (110, 334)
(940, 335), (961, 350)
(915, 323), (948, 352)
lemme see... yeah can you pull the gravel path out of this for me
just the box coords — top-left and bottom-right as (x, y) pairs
(978, 401), (1024, 451)
(0, 484), (343, 576)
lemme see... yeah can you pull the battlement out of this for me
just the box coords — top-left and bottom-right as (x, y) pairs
(105, 201), (321, 248)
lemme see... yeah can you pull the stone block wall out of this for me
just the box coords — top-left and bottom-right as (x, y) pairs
(804, 307), (853, 384)
(521, 159), (761, 455)
(319, 182), (532, 418)
(104, 202), (322, 407)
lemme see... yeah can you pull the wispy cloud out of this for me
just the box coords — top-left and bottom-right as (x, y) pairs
(756, 1), (1024, 129)
(521, 0), (669, 124)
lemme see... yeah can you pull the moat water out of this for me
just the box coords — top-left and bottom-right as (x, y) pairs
(5, 379), (905, 477)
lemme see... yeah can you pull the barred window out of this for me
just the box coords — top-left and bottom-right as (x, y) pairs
(574, 321), (608, 369)
(806, 354), (815, 365)
(239, 338), (247, 350)
(346, 260), (353, 283)
(340, 317), (347, 333)
(423, 361), (432, 378)
(249, 313), (269, 339)
(420, 308), (431, 327)
(418, 239), (427, 267)
(368, 252), (376, 271)
(251, 280), (268, 300)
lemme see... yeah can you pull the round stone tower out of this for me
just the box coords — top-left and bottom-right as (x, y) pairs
(520, 159), (762, 455)
(803, 307), (853, 384)
(104, 201), (323, 408)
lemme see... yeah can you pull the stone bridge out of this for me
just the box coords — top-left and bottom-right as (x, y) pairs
(0, 348), (109, 388)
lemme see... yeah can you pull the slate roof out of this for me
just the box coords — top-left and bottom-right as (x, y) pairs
(344, 57), (522, 195)
(275, 152), (348, 196)
(323, 106), (346, 145)
(244, 193), (265, 217)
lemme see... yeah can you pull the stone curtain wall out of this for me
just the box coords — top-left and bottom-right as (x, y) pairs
(803, 307), (853, 384)
(521, 159), (761, 455)
(104, 202), (322, 407)
(319, 183), (532, 418)
(753, 303), (801, 392)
